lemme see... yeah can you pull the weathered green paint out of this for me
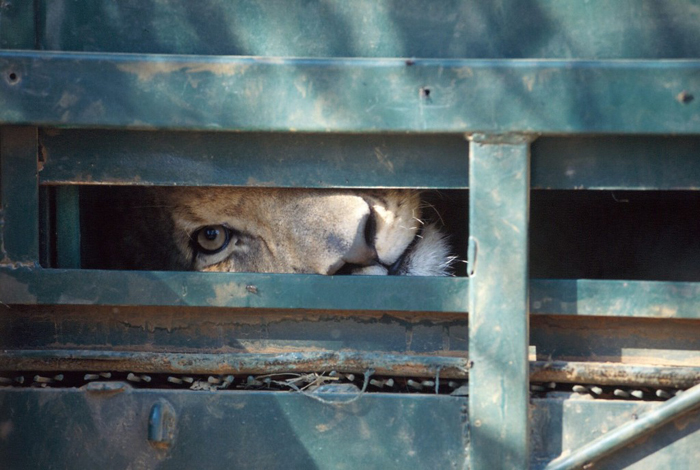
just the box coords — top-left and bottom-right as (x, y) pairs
(530, 280), (700, 319)
(38, 1), (700, 59)
(532, 136), (700, 190)
(0, 388), (468, 470)
(468, 135), (531, 469)
(532, 396), (700, 470)
(1, 52), (699, 134)
(0, 268), (469, 312)
(531, 314), (700, 369)
(0, 126), (38, 266)
(55, 186), (80, 268)
(38, 132), (700, 191)
(0, 304), (469, 356)
(0, 0), (36, 49)
(39, 129), (469, 189)
(543, 384), (700, 470)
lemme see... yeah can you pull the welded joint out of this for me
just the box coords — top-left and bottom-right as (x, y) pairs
(466, 133), (539, 145)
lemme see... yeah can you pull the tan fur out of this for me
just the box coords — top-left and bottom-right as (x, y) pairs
(109, 187), (452, 275)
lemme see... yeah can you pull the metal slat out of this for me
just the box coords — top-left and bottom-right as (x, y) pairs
(38, 0), (700, 59)
(3, 268), (700, 320)
(0, 126), (39, 266)
(0, 268), (469, 312)
(38, 132), (700, 190)
(530, 279), (700, 319)
(468, 135), (531, 469)
(38, 129), (469, 189)
(1, 52), (699, 134)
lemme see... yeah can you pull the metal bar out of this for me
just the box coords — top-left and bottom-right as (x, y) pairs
(38, 186), (52, 267)
(532, 136), (700, 191)
(0, 0), (36, 49)
(1, 51), (699, 134)
(2, 350), (699, 389)
(544, 381), (700, 470)
(468, 134), (532, 469)
(38, 129), (469, 189)
(530, 279), (700, 319)
(0, 350), (469, 378)
(55, 186), (80, 268)
(0, 268), (469, 312)
(38, 131), (700, 191)
(0, 126), (38, 266)
(531, 361), (700, 389)
(3, 267), (699, 319)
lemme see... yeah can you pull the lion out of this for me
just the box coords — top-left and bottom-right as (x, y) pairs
(90, 187), (454, 276)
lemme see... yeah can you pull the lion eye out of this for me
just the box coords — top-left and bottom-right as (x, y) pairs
(194, 225), (230, 254)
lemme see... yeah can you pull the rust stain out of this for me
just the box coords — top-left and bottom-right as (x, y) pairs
(207, 282), (250, 306)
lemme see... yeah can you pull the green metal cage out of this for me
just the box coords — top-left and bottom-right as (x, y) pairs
(1, 1), (700, 469)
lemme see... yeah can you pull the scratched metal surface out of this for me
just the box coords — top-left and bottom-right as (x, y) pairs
(531, 395), (700, 469)
(36, 0), (700, 59)
(0, 387), (469, 470)
(1, 52), (699, 134)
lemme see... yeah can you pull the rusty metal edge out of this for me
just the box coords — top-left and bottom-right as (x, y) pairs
(1, 351), (699, 388)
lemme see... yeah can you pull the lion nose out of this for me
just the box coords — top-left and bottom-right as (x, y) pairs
(340, 209), (378, 265)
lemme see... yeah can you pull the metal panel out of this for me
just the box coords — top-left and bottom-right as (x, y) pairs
(0, 126), (38, 266)
(1, 52), (699, 134)
(0, 268), (469, 312)
(544, 382), (700, 470)
(0, 388), (468, 470)
(532, 396), (700, 470)
(0, 0), (36, 49)
(38, 0), (700, 59)
(38, 129), (469, 189)
(468, 135), (531, 469)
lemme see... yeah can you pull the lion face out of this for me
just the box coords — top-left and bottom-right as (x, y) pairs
(141, 188), (452, 276)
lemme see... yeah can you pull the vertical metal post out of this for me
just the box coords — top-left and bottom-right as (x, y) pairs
(468, 134), (532, 469)
(55, 186), (81, 268)
(0, 126), (39, 266)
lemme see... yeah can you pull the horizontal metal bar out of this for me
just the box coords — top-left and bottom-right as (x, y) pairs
(38, 129), (469, 188)
(0, 350), (469, 378)
(1, 350), (697, 388)
(0, 268), (469, 312)
(39, 132), (700, 190)
(3, 269), (699, 319)
(531, 361), (700, 389)
(1, 51), (699, 134)
(544, 381), (700, 470)
(530, 279), (700, 319)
